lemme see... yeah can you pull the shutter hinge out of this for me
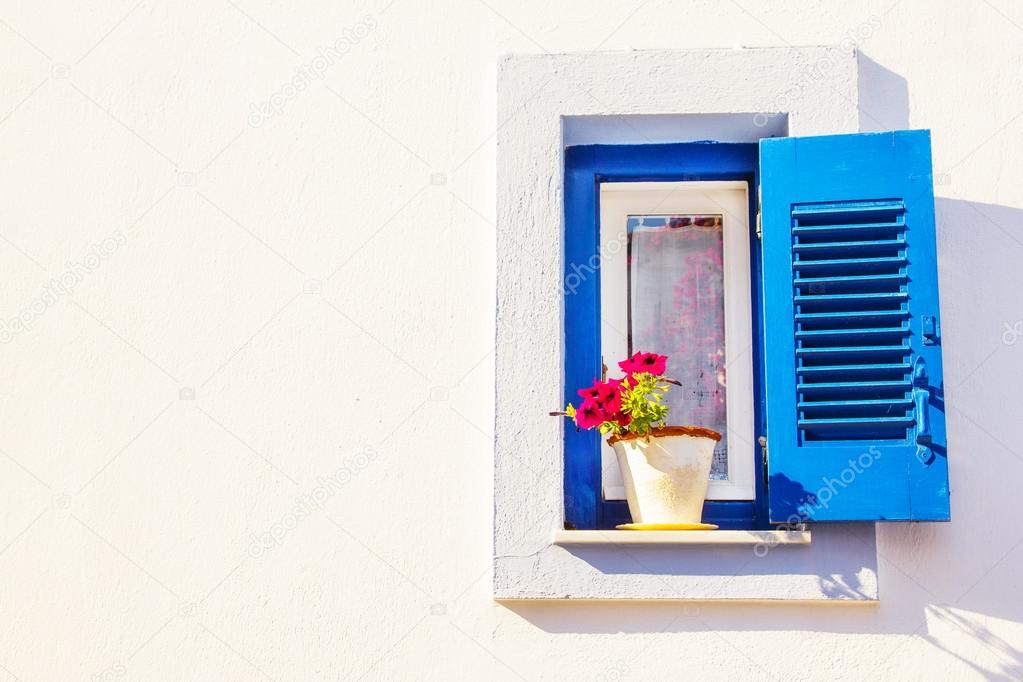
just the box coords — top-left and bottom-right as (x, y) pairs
(755, 186), (762, 241)
(758, 435), (768, 470)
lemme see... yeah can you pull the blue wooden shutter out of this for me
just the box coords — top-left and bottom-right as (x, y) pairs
(760, 130), (949, 523)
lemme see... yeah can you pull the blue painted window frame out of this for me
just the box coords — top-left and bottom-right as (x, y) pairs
(563, 142), (770, 530)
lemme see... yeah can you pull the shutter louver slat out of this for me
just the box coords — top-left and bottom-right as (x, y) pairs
(791, 199), (912, 443)
(792, 238), (906, 253)
(797, 417), (915, 434)
(796, 344), (910, 357)
(794, 309), (910, 323)
(797, 362), (912, 376)
(797, 398), (914, 410)
(795, 328), (908, 340)
(793, 274), (908, 288)
(794, 292), (908, 305)
(796, 380), (912, 395)
(792, 220), (904, 237)
(791, 256), (907, 272)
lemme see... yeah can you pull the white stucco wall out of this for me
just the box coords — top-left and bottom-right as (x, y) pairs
(0, 1), (1020, 680)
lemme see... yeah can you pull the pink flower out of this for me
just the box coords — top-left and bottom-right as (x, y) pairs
(576, 378), (624, 413)
(618, 351), (668, 377)
(612, 410), (632, 428)
(575, 397), (608, 430)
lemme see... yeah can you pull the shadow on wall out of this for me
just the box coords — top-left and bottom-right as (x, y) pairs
(924, 605), (1023, 681)
(857, 52), (910, 131)
(500, 52), (1023, 676)
(501, 195), (1023, 663)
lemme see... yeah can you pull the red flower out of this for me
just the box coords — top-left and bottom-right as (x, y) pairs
(575, 397), (608, 430)
(618, 351), (667, 377)
(576, 378), (623, 412)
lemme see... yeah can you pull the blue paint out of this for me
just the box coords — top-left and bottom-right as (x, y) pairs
(563, 143), (766, 530)
(760, 130), (949, 522)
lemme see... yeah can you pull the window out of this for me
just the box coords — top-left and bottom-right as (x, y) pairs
(598, 182), (755, 501)
(564, 131), (950, 530)
(494, 46), (893, 601)
(564, 142), (767, 530)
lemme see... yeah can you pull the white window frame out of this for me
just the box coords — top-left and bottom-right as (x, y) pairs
(599, 181), (755, 501)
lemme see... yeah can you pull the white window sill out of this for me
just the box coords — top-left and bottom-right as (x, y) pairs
(554, 529), (811, 546)
(496, 523), (877, 601)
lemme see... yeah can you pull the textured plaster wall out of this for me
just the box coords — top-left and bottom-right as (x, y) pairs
(0, 1), (1021, 680)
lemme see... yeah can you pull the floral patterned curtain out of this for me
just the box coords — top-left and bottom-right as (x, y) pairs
(628, 214), (729, 479)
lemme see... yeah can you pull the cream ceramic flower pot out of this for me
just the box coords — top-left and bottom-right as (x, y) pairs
(609, 426), (722, 524)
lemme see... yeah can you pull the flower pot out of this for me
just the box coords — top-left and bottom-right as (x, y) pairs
(608, 426), (722, 524)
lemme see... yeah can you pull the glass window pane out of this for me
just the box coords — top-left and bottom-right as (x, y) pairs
(627, 214), (729, 479)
